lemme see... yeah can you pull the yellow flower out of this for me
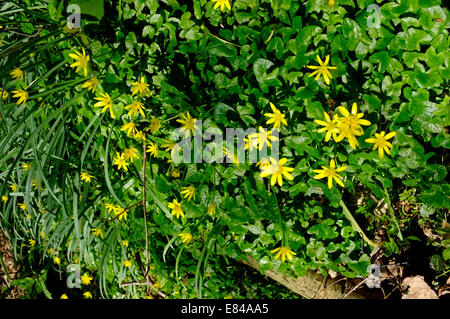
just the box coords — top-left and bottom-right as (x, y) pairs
(32, 179), (39, 190)
(168, 199), (184, 219)
(224, 295), (233, 299)
(22, 162), (31, 171)
(365, 131), (396, 159)
(40, 232), (45, 240)
(260, 158), (294, 187)
(28, 239), (36, 247)
(94, 92), (114, 118)
(18, 203), (27, 211)
(53, 256), (61, 265)
(306, 55), (337, 85)
(176, 112), (198, 137)
(2, 195), (7, 204)
(81, 273), (93, 285)
(248, 126), (279, 150)
(12, 89), (28, 105)
(179, 232), (193, 244)
(133, 130), (146, 141)
(207, 203), (216, 216)
(131, 77), (152, 97)
(256, 157), (271, 168)
(114, 207), (127, 221)
(113, 152), (130, 171)
(92, 228), (104, 239)
(60, 294), (68, 299)
(264, 102), (287, 129)
(146, 142), (158, 158)
(314, 112), (340, 142)
(244, 135), (258, 151)
(271, 246), (296, 262)
(82, 77), (98, 92)
(69, 48), (90, 77)
(171, 169), (180, 178)
(211, 0), (231, 11)
(123, 260), (132, 268)
(121, 121), (139, 137)
(335, 103), (371, 149)
(149, 117), (161, 133)
(10, 184), (18, 192)
(329, 0), (335, 7)
(121, 240), (129, 247)
(105, 203), (119, 213)
(1, 88), (8, 100)
(83, 291), (93, 299)
(161, 140), (176, 152)
(180, 186), (196, 201)
(10, 68), (23, 79)
(313, 159), (347, 189)
(123, 147), (139, 162)
(80, 172), (94, 183)
(125, 101), (146, 117)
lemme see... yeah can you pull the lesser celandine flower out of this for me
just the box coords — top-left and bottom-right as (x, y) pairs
(306, 55), (337, 85)
(177, 112), (198, 137)
(94, 92), (114, 118)
(2, 195), (7, 204)
(113, 152), (130, 171)
(123, 147), (139, 162)
(315, 112), (340, 142)
(121, 240), (129, 247)
(82, 77), (98, 92)
(83, 291), (93, 299)
(22, 162), (31, 171)
(123, 260), (132, 268)
(271, 246), (296, 262)
(105, 203), (118, 213)
(168, 199), (184, 219)
(114, 207), (127, 221)
(171, 169), (180, 178)
(244, 135), (258, 151)
(69, 48), (90, 77)
(121, 121), (138, 137)
(223, 146), (240, 167)
(92, 228), (104, 239)
(80, 172), (94, 183)
(181, 186), (196, 201)
(1, 88), (8, 100)
(28, 239), (36, 247)
(313, 159), (347, 189)
(125, 101), (146, 117)
(53, 256), (61, 265)
(60, 294), (68, 299)
(248, 126), (279, 150)
(211, 0), (231, 11)
(264, 102), (288, 129)
(131, 77), (152, 97)
(18, 203), (27, 211)
(32, 179), (39, 190)
(335, 103), (371, 149)
(12, 89), (28, 105)
(10, 68), (23, 79)
(146, 142), (158, 158)
(10, 184), (18, 192)
(81, 273), (93, 285)
(365, 131), (396, 159)
(179, 232), (193, 244)
(260, 158), (294, 187)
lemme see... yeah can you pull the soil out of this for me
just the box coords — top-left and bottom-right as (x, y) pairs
(0, 230), (24, 298)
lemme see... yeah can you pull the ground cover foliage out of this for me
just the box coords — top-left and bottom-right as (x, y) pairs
(0, 0), (449, 299)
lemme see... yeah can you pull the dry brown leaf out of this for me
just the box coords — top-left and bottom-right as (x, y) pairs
(401, 276), (438, 299)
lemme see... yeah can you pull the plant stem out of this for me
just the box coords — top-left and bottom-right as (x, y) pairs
(339, 200), (379, 247)
(142, 133), (150, 292)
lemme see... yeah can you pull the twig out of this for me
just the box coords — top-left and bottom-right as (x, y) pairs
(341, 279), (367, 299)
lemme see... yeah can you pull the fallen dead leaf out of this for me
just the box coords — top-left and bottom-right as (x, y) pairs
(401, 276), (438, 299)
